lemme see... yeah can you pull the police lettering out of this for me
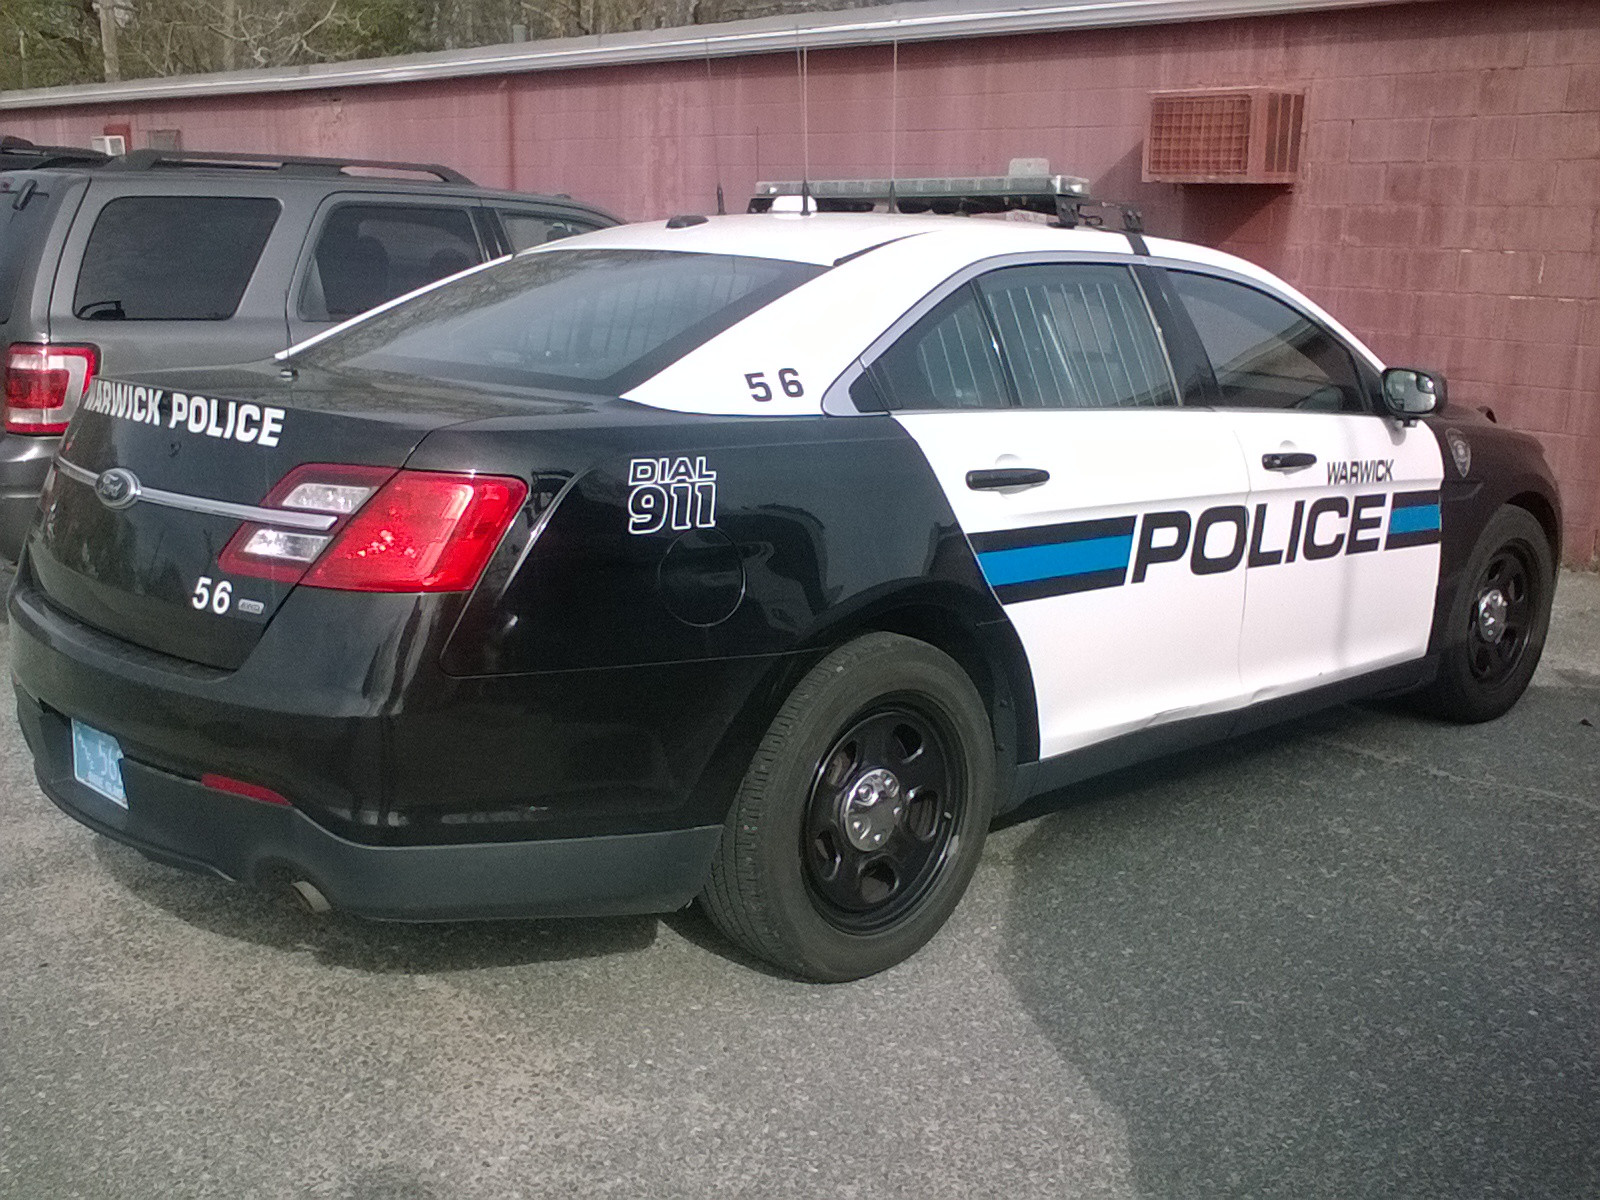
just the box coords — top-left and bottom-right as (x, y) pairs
(1131, 492), (1420, 582)
(168, 393), (283, 447)
(79, 379), (283, 447)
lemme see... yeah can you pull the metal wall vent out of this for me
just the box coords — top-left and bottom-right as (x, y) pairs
(1143, 88), (1305, 185)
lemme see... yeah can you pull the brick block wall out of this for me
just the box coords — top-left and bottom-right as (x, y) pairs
(6, 0), (1597, 562)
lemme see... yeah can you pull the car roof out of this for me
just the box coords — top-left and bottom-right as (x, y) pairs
(562, 212), (1376, 416)
(563, 211), (1138, 265)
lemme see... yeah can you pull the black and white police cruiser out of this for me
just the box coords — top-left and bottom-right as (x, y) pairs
(11, 171), (1561, 981)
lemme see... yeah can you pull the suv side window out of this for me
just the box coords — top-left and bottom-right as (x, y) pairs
(1168, 271), (1366, 412)
(72, 196), (279, 321)
(495, 209), (600, 252)
(855, 285), (1012, 412)
(975, 264), (1177, 409)
(303, 203), (484, 321)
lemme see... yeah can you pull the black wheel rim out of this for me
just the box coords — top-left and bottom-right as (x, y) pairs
(1466, 544), (1535, 685)
(801, 703), (963, 934)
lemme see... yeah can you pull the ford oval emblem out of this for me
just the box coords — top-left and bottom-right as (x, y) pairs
(94, 467), (141, 510)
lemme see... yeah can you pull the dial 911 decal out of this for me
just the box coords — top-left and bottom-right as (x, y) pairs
(628, 456), (718, 535)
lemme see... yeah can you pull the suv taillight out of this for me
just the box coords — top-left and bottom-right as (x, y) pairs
(219, 464), (527, 593)
(3, 342), (98, 435)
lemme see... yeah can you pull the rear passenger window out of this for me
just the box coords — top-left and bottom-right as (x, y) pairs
(861, 286), (1011, 411)
(497, 210), (599, 252)
(73, 196), (279, 320)
(304, 204), (483, 321)
(1169, 271), (1366, 412)
(976, 264), (1177, 409)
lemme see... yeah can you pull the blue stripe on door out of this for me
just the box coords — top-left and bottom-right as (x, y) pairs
(1387, 503), (1440, 534)
(977, 534), (1134, 587)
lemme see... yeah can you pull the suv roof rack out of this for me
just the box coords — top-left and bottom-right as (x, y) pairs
(0, 135), (109, 170)
(750, 171), (1091, 218)
(101, 149), (474, 185)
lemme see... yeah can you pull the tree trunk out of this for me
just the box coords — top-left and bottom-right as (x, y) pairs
(96, 0), (121, 81)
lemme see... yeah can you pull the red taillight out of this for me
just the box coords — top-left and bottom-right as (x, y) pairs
(303, 471), (528, 592)
(219, 463), (396, 584)
(3, 342), (98, 435)
(218, 464), (526, 593)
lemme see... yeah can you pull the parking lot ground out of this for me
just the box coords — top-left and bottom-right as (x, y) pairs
(2, 573), (1596, 1199)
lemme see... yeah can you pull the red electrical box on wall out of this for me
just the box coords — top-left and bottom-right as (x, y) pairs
(1143, 88), (1305, 185)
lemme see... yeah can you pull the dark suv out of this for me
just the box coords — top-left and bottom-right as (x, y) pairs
(0, 149), (616, 563)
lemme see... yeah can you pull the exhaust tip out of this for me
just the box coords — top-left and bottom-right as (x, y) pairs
(288, 879), (332, 914)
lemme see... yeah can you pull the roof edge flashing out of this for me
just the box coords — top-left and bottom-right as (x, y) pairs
(1, 0), (1433, 111)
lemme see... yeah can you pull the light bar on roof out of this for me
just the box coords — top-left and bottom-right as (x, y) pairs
(750, 172), (1091, 217)
(756, 173), (1090, 201)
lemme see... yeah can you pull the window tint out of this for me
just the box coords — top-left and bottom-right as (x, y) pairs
(497, 210), (599, 252)
(976, 264), (1176, 409)
(863, 286), (1011, 411)
(1169, 271), (1365, 412)
(306, 204), (484, 321)
(73, 196), (278, 321)
(291, 249), (823, 395)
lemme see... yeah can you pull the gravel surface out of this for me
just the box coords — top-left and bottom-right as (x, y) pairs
(2, 572), (1596, 1199)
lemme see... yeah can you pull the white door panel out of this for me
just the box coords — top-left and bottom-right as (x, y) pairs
(1226, 412), (1443, 698)
(897, 409), (1252, 757)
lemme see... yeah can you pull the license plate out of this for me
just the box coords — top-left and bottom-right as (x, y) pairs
(72, 720), (128, 809)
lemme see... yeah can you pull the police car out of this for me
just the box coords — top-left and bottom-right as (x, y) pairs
(10, 174), (1561, 982)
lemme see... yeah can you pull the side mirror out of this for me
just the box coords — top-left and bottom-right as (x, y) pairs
(1381, 367), (1447, 420)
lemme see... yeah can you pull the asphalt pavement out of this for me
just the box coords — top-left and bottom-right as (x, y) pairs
(2, 574), (1596, 1199)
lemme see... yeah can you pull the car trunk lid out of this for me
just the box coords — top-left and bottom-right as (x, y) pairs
(26, 362), (546, 669)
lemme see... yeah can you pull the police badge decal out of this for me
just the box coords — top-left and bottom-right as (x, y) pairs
(1446, 429), (1472, 478)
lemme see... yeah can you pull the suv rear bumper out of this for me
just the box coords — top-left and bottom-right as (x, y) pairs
(17, 689), (723, 920)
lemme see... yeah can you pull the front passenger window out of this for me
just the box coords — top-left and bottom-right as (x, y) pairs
(858, 286), (1011, 411)
(1169, 271), (1366, 412)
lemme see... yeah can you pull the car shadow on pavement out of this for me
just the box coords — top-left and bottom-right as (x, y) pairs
(996, 686), (1600, 1198)
(90, 836), (660, 973)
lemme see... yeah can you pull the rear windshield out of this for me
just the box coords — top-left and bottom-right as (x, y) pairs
(289, 248), (825, 394)
(73, 195), (280, 320)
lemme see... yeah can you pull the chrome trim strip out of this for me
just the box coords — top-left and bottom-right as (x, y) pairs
(52, 457), (98, 486)
(55, 457), (338, 531)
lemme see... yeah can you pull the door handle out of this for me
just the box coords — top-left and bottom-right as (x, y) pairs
(1262, 452), (1317, 471)
(966, 467), (1050, 491)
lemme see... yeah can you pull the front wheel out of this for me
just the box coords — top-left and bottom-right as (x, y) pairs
(700, 632), (996, 982)
(1415, 505), (1555, 723)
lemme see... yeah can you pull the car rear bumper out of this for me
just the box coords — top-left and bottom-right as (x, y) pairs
(17, 687), (724, 920)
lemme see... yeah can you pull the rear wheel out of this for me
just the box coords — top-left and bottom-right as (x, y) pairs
(701, 633), (995, 982)
(1416, 506), (1554, 723)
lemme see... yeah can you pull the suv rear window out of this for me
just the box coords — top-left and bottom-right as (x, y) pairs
(73, 196), (279, 321)
(292, 249), (823, 394)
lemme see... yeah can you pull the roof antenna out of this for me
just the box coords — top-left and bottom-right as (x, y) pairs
(703, 39), (726, 215)
(887, 39), (899, 213)
(796, 32), (812, 215)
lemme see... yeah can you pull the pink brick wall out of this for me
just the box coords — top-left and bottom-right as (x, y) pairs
(7, 0), (1598, 562)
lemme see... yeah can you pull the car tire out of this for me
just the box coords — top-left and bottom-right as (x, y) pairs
(1415, 505), (1554, 724)
(700, 632), (995, 982)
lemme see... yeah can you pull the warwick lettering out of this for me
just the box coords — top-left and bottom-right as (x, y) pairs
(81, 380), (284, 447)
